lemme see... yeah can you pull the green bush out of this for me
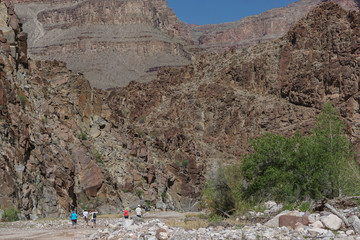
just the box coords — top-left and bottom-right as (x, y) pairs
(93, 149), (104, 165)
(202, 163), (236, 216)
(137, 189), (143, 198)
(78, 132), (87, 140)
(161, 191), (167, 202)
(18, 94), (27, 109)
(207, 214), (223, 223)
(3, 208), (20, 222)
(299, 201), (311, 212)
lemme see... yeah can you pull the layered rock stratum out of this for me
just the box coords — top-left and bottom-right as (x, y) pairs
(2, 0), (360, 219)
(7, 0), (360, 88)
(9, 0), (192, 88)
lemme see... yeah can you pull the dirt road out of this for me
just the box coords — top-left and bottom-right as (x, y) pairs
(0, 212), (187, 240)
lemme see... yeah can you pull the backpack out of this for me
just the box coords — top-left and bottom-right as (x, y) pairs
(93, 212), (97, 218)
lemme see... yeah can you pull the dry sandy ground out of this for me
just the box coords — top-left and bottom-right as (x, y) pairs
(0, 212), (186, 240)
(0, 228), (97, 240)
(0, 224), (98, 240)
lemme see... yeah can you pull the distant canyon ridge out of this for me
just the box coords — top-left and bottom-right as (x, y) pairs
(7, 0), (360, 88)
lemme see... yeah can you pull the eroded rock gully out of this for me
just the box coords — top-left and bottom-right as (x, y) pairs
(2, 1), (360, 219)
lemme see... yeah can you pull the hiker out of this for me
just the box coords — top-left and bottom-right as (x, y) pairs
(83, 209), (89, 226)
(135, 205), (142, 218)
(71, 210), (77, 228)
(90, 209), (98, 228)
(124, 207), (129, 219)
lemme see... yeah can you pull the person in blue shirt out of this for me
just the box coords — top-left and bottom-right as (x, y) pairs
(71, 210), (77, 228)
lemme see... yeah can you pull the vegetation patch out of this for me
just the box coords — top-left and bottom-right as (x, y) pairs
(78, 132), (88, 140)
(93, 149), (104, 165)
(2, 208), (20, 222)
(203, 103), (360, 216)
(18, 94), (27, 110)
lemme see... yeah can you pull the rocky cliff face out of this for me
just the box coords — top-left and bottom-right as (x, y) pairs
(8, 0), (192, 88)
(9, 0), (360, 89)
(2, 1), (360, 219)
(0, 0), (202, 218)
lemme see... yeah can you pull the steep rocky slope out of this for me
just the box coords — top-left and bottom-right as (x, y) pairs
(9, 0), (192, 88)
(2, 1), (360, 219)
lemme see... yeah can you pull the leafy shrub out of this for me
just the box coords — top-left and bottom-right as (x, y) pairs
(78, 132), (87, 140)
(207, 214), (223, 223)
(176, 159), (189, 169)
(93, 149), (104, 165)
(202, 163), (236, 216)
(161, 191), (167, 202)
(299, 201), (311, 212)
(181, 159), (189, 168)
(137, 189), (143, 198)
(18, 94), (27, 109)
(282, 203), (297, 211)
(3, 208), (19, 222)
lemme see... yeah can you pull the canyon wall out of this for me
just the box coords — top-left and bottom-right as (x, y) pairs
(2, 0), (360, 218)
(8, 0), (360, 88)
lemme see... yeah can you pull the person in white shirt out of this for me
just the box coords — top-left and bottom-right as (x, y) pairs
(90, 210), (98, 228)
(135, 205), (142, 217)
(83, 210), (89, 226)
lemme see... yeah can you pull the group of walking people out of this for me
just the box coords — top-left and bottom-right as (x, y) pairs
(124, 205), (142, 219)
(70, 205), (142, 228)
(70, 209), (98, 228)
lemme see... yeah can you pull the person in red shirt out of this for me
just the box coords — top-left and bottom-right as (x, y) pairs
(124, 207), (129, 219)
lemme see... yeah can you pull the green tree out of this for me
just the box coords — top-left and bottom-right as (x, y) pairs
(310, 102), (357, 197)
(240, 133), (298, 202)
(203, 162), (235, 215)
(239, 103), (360, 203)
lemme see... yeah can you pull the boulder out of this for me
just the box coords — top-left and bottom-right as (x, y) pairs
(264, 210), (290, 228)
(265, 201), (277, 209)
(348, 215), (360, 234)
(279, 215), (309, 229)
(0, 27), (15, 44)
(310, 220), (324, 228)
(156, 228), (168, 240)
(321, 214), (342, 231)
(308, 213), (321, 224)
(308, 228), (334, 238)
